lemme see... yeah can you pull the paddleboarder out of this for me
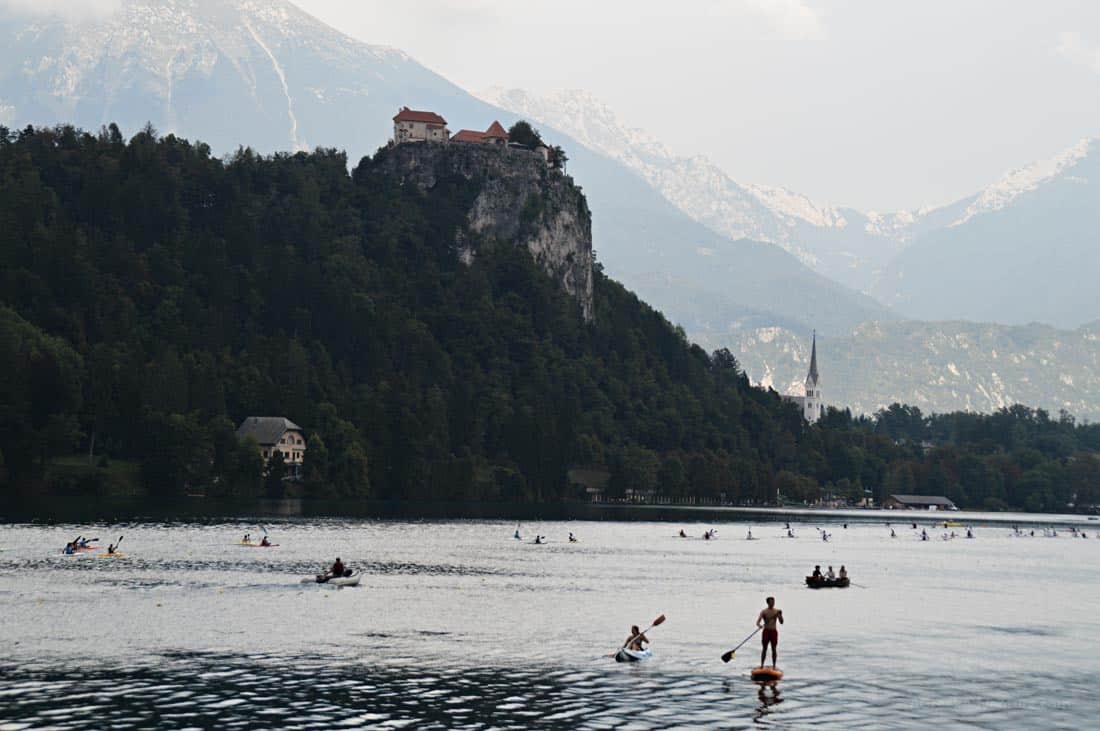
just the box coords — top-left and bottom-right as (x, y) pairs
(757, 597), (784, 668)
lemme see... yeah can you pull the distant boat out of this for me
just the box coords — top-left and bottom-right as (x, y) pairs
(805, 576), (850, 589)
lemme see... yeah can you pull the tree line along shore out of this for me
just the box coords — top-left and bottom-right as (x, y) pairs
(1, 124), (1098, 512)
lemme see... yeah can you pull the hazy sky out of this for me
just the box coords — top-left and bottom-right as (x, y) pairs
(308, 2), (1095, 210)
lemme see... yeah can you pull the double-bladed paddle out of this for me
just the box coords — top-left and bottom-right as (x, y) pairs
(721, 626), (761, 663)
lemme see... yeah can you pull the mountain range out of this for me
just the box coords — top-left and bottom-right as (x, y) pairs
(481, 88), (1099, 330)
(0, 0), (888, 338)
(1, 0), (1097, 418)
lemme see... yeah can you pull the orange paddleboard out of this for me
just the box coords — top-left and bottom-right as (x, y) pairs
(751, 667), (783, 681)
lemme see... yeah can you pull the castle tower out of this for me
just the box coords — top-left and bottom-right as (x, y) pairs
(802, 331), (822, 423)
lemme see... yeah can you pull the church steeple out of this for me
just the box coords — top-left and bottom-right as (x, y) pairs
(805, 330), (819, 387)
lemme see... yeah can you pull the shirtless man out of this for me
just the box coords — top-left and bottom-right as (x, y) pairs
(757, 596), (784, 668)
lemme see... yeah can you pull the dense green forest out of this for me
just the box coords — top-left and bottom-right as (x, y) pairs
(1, 124), (1098, 511)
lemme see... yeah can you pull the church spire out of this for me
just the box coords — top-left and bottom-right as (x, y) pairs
(806, 330), (819, 386)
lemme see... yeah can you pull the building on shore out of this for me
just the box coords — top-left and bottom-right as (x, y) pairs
(884, 494), (958, 511)
(782, 331), (823, 423)
(237, 417), (307, 478)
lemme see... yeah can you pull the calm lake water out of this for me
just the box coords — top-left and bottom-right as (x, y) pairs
(1, 514), (1098, 729)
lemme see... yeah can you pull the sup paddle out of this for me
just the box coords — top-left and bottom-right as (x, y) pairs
(610, 614), (666, 657)
(721, 626), (761, 663)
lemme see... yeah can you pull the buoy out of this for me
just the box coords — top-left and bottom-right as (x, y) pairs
(751, 667), (783, 681)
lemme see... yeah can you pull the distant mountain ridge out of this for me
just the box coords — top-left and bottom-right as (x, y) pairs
(0, 0), (892, 337)
(480, 88), (1100, 330)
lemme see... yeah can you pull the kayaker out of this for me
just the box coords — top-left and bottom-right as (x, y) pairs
(890, 528), (897, 537)
(921, 529), (928, 541)
(624, 624), (648, 652)
(260, 536), (271, 547)
(243, 533), (251, 544)
(514, 527), (521, 540)
(746, 529), (753, 540)
(756, 597), (784, 668)
(63, 542), (75, 555)
(787, 529), (795, 538)
(826, 566), (835, 580)
(679, 529), (687, 538)
(106, 542), (118, 555)
(328, 557), (345, 579)
(838, 565), (848, 580)
(568, 532), (577, 543)
(812, 565), (822, 578)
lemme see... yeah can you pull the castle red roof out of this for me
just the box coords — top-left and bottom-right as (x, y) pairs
(393, 107), (447, 125)
(451, 129), (485, 143)
(483, 121), (509, 139)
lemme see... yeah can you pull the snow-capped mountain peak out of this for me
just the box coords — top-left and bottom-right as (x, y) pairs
(950, 137), (1096, 227)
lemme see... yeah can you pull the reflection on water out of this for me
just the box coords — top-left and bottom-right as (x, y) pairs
(1, 518), (1098, 728)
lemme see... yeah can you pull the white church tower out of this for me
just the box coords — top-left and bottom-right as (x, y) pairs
(801, 331), (822, 423)
(783, 331), (824, 422)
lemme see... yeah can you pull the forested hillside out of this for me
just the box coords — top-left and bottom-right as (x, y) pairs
(1, 125), (1098, 511)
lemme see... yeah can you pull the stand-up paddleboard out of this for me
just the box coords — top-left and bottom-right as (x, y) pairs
(751, 667), (783, 681)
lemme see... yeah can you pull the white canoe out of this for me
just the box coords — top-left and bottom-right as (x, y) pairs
(615, 648), (652, 663)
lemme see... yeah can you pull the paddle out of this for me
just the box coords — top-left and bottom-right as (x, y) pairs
(108, 535), (123, 554)
(610, 614), (666, 657)
(721, 626), (761, 663)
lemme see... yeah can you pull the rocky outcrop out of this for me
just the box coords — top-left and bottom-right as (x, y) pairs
(371, 142), (594, 321)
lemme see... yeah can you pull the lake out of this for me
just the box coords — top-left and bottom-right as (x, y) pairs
(1, 513), (1097, 729)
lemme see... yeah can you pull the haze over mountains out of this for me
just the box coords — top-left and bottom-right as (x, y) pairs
(481, 88), (1100, 330)
(1, 0), (1096, 418)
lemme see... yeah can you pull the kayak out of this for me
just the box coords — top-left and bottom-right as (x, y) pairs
(95, 552), (126, 559)
(751, 667), (783, 681)
(237, 542), (279, 548)
(806, 576), (850, 588)
(614, 648), (652, 663)
(300, 570), (362, 587)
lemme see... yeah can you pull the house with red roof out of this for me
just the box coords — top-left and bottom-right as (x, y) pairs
(451, 120), (510, 146)
(393, 107), (449, 143)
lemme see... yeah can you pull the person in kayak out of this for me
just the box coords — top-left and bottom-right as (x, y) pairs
(624, 625), (649, 652)
(106, 542), (118, 555)
(757, 597), (784, 668)
(260, 536), (271, 547)
(243, 533), (251, 544)
(328, 557), (345, 579)
(679, 529), (687, 538)
(568, 532), (577, 543)
(63, 542), (75, 555)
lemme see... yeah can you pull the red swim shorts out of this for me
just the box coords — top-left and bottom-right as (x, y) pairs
(762, 628), (779, 646)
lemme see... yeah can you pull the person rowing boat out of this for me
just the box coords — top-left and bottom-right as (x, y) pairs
(321, 557), (346, 582)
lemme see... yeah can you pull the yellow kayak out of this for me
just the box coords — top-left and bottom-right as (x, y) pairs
(95, 552), (126, 558)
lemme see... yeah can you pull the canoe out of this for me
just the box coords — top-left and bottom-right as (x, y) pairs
(751, 667), (783, 681)
(300, 570), (362, 587)
(805, 576), (850, 588)
(615, 648), (652, 663)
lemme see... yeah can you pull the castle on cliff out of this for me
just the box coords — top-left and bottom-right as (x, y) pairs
(782, 332), (824, 423)
(391, 107), (552, 164)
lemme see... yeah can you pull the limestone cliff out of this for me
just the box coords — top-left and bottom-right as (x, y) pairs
(370, 142), (595, 321)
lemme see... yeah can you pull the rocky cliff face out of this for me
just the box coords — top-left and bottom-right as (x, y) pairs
(372, 142), (594, 321)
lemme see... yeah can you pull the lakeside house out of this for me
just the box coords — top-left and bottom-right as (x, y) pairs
(236, 417), (306, 477)
(885, 494), (958, 511)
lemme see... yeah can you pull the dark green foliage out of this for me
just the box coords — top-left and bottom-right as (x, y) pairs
(0, 124), (1097, 512)
(506, 121), (542, 149)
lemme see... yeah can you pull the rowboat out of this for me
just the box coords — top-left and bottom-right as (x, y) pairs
(805, 576), (850, 588)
